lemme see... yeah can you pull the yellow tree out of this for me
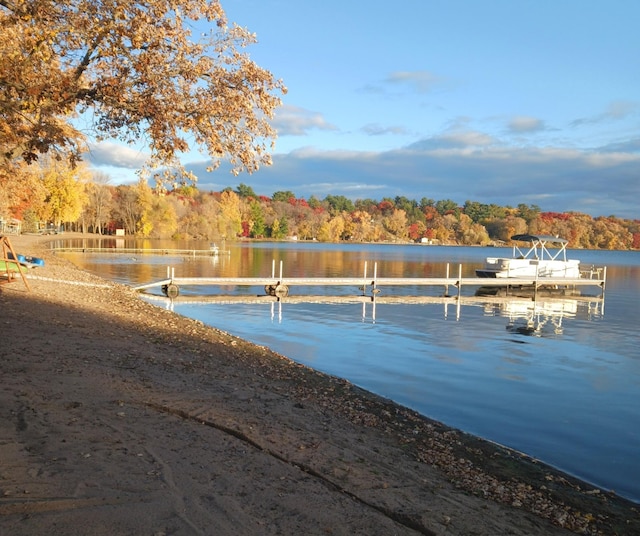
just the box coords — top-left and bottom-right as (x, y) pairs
(148, 196), (178, 238)
(0, 0), (286, 181)
(40, 159), (89, 228)
(135, 179), (155, 237)
(382, 208), (408, 241)
(455, 213), (490, 245)
(215, 189), (242, 239)
(317, 214), (345, 242)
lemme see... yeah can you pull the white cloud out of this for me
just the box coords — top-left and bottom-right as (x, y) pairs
(361, 123), (411, 136)
(272, 104), (338, 136)
(407, 131), (497, 150)
(87, 141), (149, 169)
(182, 130), (639, 219)
(570, 100), (639, 128)
(507, 116), (546, 133)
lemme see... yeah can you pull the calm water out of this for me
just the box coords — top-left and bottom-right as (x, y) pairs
(55, 239), (640, 503)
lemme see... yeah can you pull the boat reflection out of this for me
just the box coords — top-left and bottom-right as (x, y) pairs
(482, 297), (603, 336)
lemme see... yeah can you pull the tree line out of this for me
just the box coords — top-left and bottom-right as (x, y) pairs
(2, 161), (638, 250)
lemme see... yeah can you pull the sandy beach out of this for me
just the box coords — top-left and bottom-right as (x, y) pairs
(1, 233), (638, 535)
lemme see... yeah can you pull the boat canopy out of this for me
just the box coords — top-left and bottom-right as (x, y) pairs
(510, 234), (571, 261)
(511, 234), (568, 244)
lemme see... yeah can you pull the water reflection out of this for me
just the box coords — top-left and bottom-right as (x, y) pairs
(487, 297), (603, 337)
(142, 291), (603, 336)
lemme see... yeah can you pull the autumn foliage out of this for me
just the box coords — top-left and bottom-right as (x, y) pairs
(5, 169), (638, 250)
(0, 0), (285, 179)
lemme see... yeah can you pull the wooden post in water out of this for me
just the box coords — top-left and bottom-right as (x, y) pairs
(372, 262), (378, 295)
(362, 261), (368, 296)
(445, 263), (450, 297)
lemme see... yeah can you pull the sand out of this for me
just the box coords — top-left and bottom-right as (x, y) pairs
(1, 233), (638, 535)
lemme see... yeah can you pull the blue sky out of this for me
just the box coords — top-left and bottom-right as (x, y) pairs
(88, 0), (640, 219)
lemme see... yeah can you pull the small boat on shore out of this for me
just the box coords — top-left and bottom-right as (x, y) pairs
(476, 234), (581, 279)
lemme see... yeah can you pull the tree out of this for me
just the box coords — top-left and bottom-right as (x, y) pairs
(435, 199), (458, 216)
(270, 216), (288, 239)
(307, 195), (322, 210)
(317, 214), (345, 242)
(215, 189), (242, 238)
(40, 158), (89, 228)
(272, 190), (295, 203)
(134, 179), (155, 236)
(0, 0), (286, 180)
(324, 195), (354, 215)
(112, 185), (139, 234)
(383, 208), (408, 240)
(419, 197), (435, 211)
(248, 200), (266, 238)
(84, 172), (113, 234)
(235, 183), (257, 198)
(394, 195), (421, 222)
(148, 196), (178, 238)
(485, 215), (527, 242)
(0, 159), (47, 220)
(516, 203), (541, 224)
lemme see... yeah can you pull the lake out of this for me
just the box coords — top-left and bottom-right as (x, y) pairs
(55, 238), (640, 503)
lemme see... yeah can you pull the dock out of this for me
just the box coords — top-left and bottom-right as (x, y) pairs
(50, 247), (228, 257)
(133, 261), (606, 299)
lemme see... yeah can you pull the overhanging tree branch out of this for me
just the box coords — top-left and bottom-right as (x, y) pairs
(0, 0), (286, 182)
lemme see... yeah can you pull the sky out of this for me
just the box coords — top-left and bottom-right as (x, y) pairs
(88, 0), (640, 219)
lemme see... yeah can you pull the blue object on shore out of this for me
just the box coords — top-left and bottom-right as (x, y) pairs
(7, 251), (45, 268)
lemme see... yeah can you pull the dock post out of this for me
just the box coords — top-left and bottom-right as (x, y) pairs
(372, 262), (378, 295)
(362, 261), (368, 296)
(277, 260), (289, 298)
(161, 266), (179, 298)
(445, 263), (450, 296)
(456, 264), (462, 300)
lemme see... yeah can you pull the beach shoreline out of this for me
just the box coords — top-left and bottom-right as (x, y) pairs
(1, 233), (638, 535)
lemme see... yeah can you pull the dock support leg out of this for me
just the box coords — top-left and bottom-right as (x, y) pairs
(371, 262), (379, 296)
(362, 261), (368, 296)
(444, 263), (450, 297)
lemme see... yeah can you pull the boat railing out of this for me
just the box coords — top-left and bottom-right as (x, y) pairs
(580, 265), (606, 280)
